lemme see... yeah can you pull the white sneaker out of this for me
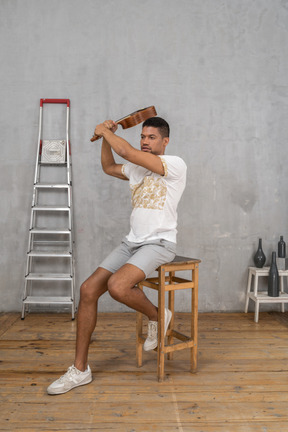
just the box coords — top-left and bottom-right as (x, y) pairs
(143, 308), (172, 351)
(47, 365), (92, 395)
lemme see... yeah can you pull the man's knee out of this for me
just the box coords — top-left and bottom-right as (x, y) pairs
(80, 278), (104, 304)
(80, 281), (95, 302)
(79, 267), (111, 304)
(107, 275), (127, 302)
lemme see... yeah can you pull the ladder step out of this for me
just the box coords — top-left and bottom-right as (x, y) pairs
(32, 205), (70, 211)
(39, 162), (68, 166)
(32, 240), (70, 246)
(34, 183), (70, 189)
(23, 296), (73, 305)
(30, 228), (71, 234)
(28, 251), (71, 257)
(26, 273), (72, 281)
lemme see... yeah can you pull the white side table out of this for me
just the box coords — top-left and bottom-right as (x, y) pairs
(244, 267), (288, 322)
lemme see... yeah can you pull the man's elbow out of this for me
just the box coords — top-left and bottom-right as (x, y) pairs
(117, 146), (128, 160)
(102, 165), (112, 176)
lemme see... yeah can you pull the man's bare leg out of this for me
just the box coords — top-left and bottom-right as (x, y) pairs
(107, 263), (171, 352)
(47, 263), (161, 394)
(46, 267), (112, 395)
(75, 264), (158, 371)
(74, 267), (112, 371)
(107, 263), (158, 320)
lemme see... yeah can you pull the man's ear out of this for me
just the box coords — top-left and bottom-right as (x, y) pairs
(163, 137), (169, 148)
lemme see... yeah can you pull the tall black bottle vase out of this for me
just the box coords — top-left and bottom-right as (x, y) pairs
(268, 251), (279, 297)
(278, 236), (286, 258)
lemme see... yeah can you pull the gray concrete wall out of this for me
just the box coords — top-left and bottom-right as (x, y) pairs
(1, 0), (288, 313)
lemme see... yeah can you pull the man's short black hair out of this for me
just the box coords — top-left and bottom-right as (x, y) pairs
(142, 117), (170, 138)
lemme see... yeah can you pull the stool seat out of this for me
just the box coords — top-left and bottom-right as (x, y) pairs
(136, 256), (201, 381)
(171, 256), (201, 264)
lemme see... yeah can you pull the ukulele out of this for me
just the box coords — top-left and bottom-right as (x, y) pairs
(90, 106), (157, 142)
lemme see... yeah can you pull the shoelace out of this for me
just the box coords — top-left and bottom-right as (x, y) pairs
(147, 321), (158, 339)
(58, 365), (81, 382)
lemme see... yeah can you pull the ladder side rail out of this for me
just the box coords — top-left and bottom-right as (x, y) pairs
(65, 102), (74, 263)
(70, 189), (75, 251)
(69, 250), (73, 276)
(68, 209), (72, 231)
(32, 185), (37, 207)
(65, 104), (75, 313)
(71, 276), (75, 319)
(30, 187), (39, 262)
(29, 206), (37, 231)
(66, 104), (71, 185)
(27, 230), (34, 256)
(28, 210), (34, 235)
(32, 185), (40, 208)
(68, 183), (75, 263)
(33, 102), (43, 185)
(25, 254), (31, 277)
(67, 184), (71, 208)
(21, 283), (28, 317)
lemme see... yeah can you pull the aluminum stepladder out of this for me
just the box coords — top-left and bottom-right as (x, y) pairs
(21, 99), (75, 319)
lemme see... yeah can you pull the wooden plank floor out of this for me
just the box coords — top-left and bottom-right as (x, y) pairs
(1, 311), (288, 431)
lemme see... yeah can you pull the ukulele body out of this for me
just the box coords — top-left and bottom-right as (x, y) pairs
(91, 106), (157, 142)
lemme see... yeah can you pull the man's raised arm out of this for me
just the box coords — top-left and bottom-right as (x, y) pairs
(95, 121), (165, 176)
(101, 137), (127, 180)
(98, 121), (127, 180)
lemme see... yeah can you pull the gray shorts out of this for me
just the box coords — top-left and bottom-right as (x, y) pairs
(99, 238), (176, 278)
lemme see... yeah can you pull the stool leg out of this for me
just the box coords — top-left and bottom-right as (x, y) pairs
(157, 267), (166, 382)
(255, 299), (260, 323)
(244, 269), (252, 313)
(167, 271), (175, 361)
(280, 276), (285, 313)
(254, 275), (259, 322)
(136, 283), (143, 368)
(191, 264), (199, 373)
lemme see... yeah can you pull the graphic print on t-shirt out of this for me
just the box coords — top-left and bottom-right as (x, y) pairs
(130, 176), (167, 210)
(122, 155), (187, 243)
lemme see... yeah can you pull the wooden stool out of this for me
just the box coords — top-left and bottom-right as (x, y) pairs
(244, 266), (288, 322)
(136, 256), (201, 382)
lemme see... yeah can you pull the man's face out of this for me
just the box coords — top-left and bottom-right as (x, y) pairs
(140, 126), (169, 155)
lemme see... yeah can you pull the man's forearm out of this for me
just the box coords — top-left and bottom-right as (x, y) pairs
(95, 122), (135, 179)
(101, 128), (133, 160)
(101, 138), (116, 173)
(101, 137), (127, 179)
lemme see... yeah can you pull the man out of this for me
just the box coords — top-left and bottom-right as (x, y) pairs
(47, 116), (187, 395)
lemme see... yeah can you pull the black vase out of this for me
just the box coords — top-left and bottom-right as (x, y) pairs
(278, 236), (286, 258)
(268, 251), (279, 297)
(254, 238), (266, 268)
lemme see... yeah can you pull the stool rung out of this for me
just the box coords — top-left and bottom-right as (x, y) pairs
(142, 280), (195, 291)
(165, 282), (195, 291)
(145, 277), (160, 283)
(171, 329), (191, 342)
(162, 339), (195, 354)
(171, 276), (192, 284)
(137, 334), (145, 344)
(141, 280), (159, 290)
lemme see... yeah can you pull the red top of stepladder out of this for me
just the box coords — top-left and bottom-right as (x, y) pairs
(40, 99), (70, 107)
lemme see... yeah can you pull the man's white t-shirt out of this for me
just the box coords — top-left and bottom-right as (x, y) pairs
(121, 155), (187, 244)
